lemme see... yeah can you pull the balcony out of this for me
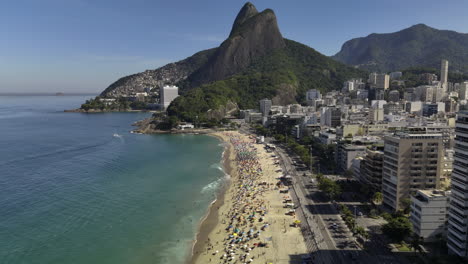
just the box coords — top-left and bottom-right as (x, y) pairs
(448, 226), (467, 241)
(449, 209), (467, 224)
(447, 239), (466, 257)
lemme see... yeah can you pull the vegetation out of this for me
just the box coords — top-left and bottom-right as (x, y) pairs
(81, 97), (132, 111)
(305, 136), (336, 173)
(317, 174), (342, 200)
(339, 204), (356, 231)
(355, 226), (370, 240)
(400, 198), (411, 214)
(372, 192), (383, 204)
(382, 216), (412, 242)
(169, 39), (366, 121)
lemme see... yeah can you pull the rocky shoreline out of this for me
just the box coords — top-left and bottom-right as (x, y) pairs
(131, 117), (221, 134)
(64, 108), (156, 113)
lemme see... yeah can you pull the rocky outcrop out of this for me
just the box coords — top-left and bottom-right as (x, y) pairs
(206, 100), (239, 120)
(187, 4), (285, 87)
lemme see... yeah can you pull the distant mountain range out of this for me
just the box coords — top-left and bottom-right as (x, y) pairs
(333, 24), (468, 74)
(97, 2), (364, 121)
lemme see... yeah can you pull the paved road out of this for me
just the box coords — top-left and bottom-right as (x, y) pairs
(274, 144), (352, 264)
(238, 126), (407, 264)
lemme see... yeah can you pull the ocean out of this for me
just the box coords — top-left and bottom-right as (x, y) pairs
(0, 96), (226, 264)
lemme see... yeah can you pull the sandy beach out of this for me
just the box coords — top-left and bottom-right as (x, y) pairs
(189, 131), (308, 264)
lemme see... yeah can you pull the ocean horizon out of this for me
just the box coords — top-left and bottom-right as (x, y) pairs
(0, 95), (226, 264)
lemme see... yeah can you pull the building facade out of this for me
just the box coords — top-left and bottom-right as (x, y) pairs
(362, 146), (384, 191)
(382, 133), (444, 211)
(259, 98), (272, 116)
(447, 111), (468, 257)
(160, 85), (179, 109)
(410, 189), (450, 242)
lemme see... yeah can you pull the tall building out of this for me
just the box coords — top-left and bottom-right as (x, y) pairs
(343, 81), (355, 92)
(362, 145), (384, 191)
(441, 59), (449, 88)
(368, 72), (378, 85)
(160, 85), (179, 109)
(382, 133), (444, 212)
(320, 107), (341, 127)
(369, 107), (384, 122)
(459, 82), (468, 101)
(447, 111), (468, 257)
(259, 98), (272, 116)
(376, 74), (390, 89)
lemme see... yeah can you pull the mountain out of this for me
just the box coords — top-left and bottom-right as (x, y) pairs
(95, 2), (365, 121)
(333, 24), (468, 73)
(186, 5), (286, 88)
(99, 48), (216, 97)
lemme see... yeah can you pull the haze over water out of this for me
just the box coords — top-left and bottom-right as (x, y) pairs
(0, 96), (225, 264)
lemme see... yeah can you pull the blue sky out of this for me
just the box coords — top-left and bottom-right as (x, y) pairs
(2, 0), (468, 93)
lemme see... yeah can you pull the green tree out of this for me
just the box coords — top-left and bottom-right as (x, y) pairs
(382, 217), (412, 242)
(400, 198), (411, 214)
(274, 134), (285, 142)
(373, 192), (383, 204)
(318, 177), (342, 200)
(355, 226), (369, 240)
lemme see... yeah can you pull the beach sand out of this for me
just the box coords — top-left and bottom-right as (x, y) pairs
(189, 131), (308, 264)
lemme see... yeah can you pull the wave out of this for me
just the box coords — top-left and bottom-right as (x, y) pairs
(209, 163), (224, 172)
(201, 178), (223, 194)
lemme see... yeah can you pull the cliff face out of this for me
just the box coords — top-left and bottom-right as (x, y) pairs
(188, 5), (285, 87)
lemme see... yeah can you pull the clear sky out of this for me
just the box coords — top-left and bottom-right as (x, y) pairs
(2, 0), (468, 93)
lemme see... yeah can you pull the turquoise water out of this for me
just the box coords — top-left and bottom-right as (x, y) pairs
(0, 96), (225, 264)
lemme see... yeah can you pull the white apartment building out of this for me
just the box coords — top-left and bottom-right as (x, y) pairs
(410, 189), (450, 242)
(160, 85), (179, 109)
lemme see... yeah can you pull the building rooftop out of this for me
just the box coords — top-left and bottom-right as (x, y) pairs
(413, 189), (450, 203)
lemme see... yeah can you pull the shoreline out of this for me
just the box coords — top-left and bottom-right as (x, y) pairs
(188, 131), (308, 264)
(188, 133), (235, 264)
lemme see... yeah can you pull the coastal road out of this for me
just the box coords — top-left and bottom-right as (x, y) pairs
(273, 145), (350, 264)
(270, 140), (407, 264)
(238, 127), (405, 264)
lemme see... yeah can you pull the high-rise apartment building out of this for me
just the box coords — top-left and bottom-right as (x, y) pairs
(447, 111), (468, 257)
(259, 98), (272, 116)
(376, 74), (390, 89)
(362, 145), (384, 191)
(441, 59), (449, 87)
(382, 133), (444, 211)
(459, 82), (468, 101)
(160, 85), (179, 109)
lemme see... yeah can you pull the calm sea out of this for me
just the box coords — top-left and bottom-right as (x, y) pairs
(0, 96), (225, 264)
